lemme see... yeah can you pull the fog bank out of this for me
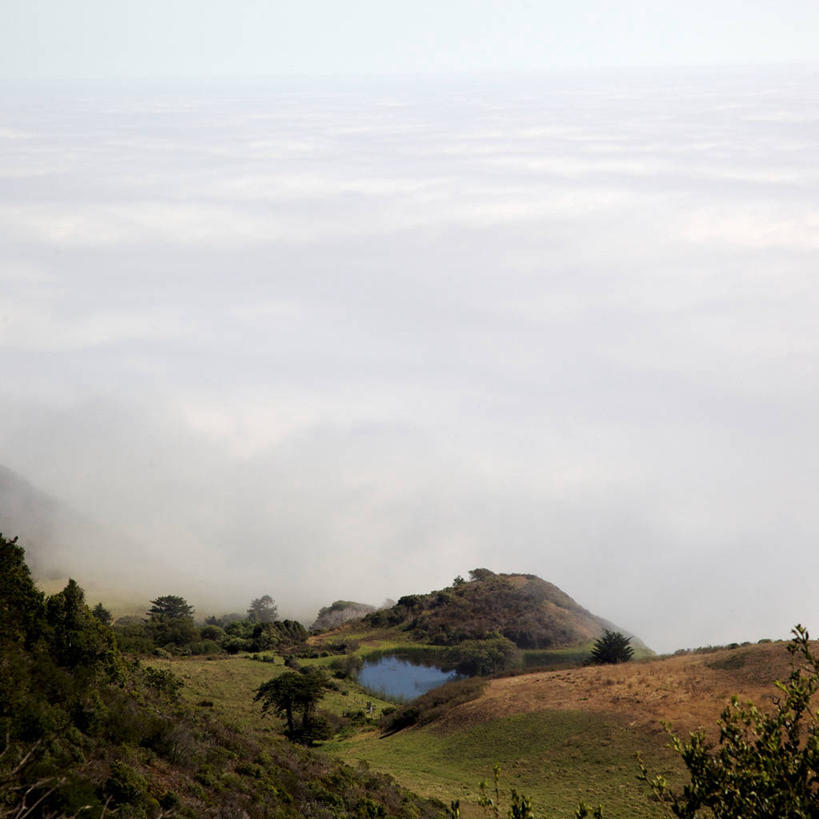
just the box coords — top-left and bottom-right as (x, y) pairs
(2, 67), (818, 651)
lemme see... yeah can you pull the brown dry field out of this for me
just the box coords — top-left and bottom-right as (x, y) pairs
(439, 640), (818, 738)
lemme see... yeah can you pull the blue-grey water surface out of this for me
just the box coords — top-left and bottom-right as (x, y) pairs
(357, 655), (458, 701)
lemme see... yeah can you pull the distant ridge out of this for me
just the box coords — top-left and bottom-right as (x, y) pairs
(0, 463), (141, 593)
(355, 569), (648, 651)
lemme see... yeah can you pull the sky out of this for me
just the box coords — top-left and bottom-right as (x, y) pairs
(1, 4), (818, 652)
(3, 1), (819, 79)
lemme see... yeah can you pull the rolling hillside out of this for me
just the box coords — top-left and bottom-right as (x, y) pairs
(329, 639), (810, 818)
(325, 569), (647, 651)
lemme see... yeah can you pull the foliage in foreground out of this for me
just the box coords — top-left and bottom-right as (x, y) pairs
(445, 765), (604, 819)
(640, 624), (818, 817)
(0, 532), (447, 817)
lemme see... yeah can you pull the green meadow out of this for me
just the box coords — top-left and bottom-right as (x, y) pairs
(328, 711), (684, 818)
(154, 651), (685, 818)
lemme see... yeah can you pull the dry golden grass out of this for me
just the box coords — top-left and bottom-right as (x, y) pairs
(438, 640), (812, 738)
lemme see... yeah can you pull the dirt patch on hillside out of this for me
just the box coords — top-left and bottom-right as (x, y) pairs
(439, 641), (815, 738)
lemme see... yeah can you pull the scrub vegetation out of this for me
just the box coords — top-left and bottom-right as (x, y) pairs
(0, 533), (446, 818)
(354, 569), (636, 651)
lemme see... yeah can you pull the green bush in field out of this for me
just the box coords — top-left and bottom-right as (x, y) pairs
(589, 630), (633, 664)
(446, 635), (518, 675)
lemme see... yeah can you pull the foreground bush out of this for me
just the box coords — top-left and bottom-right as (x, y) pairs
(640, 624), (818, 817)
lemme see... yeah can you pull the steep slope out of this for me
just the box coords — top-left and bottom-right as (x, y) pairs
(359, 569), (644, 650)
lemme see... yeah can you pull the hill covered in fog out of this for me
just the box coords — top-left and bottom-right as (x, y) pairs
(348, 568), (648, 651)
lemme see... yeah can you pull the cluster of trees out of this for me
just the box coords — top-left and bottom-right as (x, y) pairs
(108, 591), (308, 657)
(0, 533), (173, 815)
(0, 532), (448, 817)
(218, 617), (308, 655)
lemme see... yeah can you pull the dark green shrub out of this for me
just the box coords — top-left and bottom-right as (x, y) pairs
(199, 624), (224, 641)
(222, 636), (251, 654)
(143, 666), (183, 699)
(589, 631), (633, 664)
(446, 636), (517, 675)
(187, 639), (222, 655)
(105, 760), (149, 806)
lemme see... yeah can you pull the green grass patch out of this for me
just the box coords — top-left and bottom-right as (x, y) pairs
(150, 654), (395, 740)
(328, 711), (684, 818)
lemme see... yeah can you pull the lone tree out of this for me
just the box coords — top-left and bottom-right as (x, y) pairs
(247, 594), (278, 623)
(255, 667), (332, 744)
(590, 630), (633, 664)
(147, 594), (197, 646)
(148, 595), (194, 619)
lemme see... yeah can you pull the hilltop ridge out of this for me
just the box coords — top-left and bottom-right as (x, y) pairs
(333, 568), (646, 651)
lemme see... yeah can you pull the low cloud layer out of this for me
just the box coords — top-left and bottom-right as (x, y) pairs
(1, 67), (818, 651)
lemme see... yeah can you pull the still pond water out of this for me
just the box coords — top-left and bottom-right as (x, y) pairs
(356, 655), (459, 701)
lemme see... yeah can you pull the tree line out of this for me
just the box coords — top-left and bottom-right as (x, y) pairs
(107, 591), (310, 657)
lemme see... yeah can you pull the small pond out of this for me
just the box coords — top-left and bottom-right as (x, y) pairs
(356, 654), (459, 701)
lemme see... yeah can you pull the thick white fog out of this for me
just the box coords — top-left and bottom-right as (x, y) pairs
(1, 67), (818, 651)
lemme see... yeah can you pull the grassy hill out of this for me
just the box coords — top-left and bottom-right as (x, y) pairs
(326, 640), (805, 818)
(318, 569), (647, 653)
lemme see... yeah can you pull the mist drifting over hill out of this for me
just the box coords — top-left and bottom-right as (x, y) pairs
(2, 66), (819, 651)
